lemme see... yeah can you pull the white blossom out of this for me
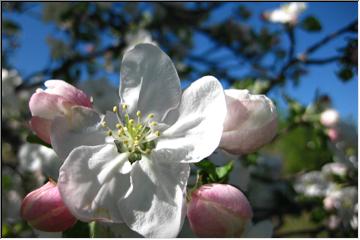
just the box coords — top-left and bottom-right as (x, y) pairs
(2, 69), (22, 117)
(18, 143), (61, 181)
(320, 108), (340, 127)
(322, 162), (347, 177)
(264, 2), (307, 25)
(51, 44), (227, 237)
(294, 171), (335, 197)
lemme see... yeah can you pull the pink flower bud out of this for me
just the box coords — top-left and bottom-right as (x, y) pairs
(29, 80), (92, 144)
(187, 184), (253, 237)
(327, 128), (340, 142)
(320, 109), (339, 127)
(21, 181), (77, 232)
(220, 89), (277, 154)
(323, 196), (338, 210)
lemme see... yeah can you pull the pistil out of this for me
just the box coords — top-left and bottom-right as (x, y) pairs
(101, 104), (161, 164)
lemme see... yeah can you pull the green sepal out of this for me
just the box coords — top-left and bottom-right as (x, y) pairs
(26, 133), (51, 148)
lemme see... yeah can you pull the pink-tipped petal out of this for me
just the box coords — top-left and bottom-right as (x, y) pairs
(21, 181), (77, 232)
(30, 117), (52, 144)
(44, 80), (92, 108)
(220, 89), (278, 154)
(221, 117), (278, 154)
(187, 184), (253, 237)
(29, 92), (73, 120)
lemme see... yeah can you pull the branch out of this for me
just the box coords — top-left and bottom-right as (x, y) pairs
(286, 27), (296, 63)
(302, 56), (342, 65)
(16, 42), (125, 91)
(274, 225), (327, 237)
(279, 20), (356, 77)
(304, 20), (357, 56)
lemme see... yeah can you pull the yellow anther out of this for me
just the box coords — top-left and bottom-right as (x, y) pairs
(134, 140), (139, 146)
(150, 121), (158, 127)
(155, 131), (160, 137)
(129, 119), (134, 125)
(107, 130), (112, 136)
(122, 104), (128, 111)
(147, 113), (154, 119)
(101, 121), (107, 128)
(117, 129), (123, 136)
(113, 106), (118, 112)
(136, 111), (142, 118)
(116, 123), (122, 129)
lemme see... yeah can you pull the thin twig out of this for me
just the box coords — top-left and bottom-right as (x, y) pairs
(279, 20), (356, 77)
(274, 225), (327, 237)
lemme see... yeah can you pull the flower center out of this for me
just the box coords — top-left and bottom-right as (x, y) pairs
(101, 104), (161, 164)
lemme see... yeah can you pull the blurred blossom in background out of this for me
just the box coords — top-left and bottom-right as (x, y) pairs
(2, 2), (357, 238)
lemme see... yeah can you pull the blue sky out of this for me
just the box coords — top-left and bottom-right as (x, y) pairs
(4, 2), (358, 123)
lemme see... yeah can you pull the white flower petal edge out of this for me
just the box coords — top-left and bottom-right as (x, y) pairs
(58, 144), (130, 223)
(120, 43), (182, 122)
(51, 106), (106, 160)
(118, 156), (190, 237)
(155, 76), (227, 163)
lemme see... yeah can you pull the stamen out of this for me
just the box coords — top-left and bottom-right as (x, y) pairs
(104, 105), (161, 164)
(122, 104), (128, 111)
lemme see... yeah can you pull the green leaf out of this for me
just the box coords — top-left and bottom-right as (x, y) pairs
(2, 224), (10, 237)
(195, 159), (234, 185)
(3, 20), (21, 35)
(26, 133), (51, 148)
(337, 67), (354, 82)
(215, 161), (233, 180)
(243, 153), (259, 166)
(89, 222), (115, 238)
(301, 16), (322, 32)
(2, 175), (12, 191)
(238, 6), (251, 20)
(195, 159), (215, 171)
(62, 221), (90, 237)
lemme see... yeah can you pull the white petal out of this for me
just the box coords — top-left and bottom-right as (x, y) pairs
(58, 144), (131, 223)
(118, 156), (190, 237)
(51, 106), (106, 160)
(18, 143), (61, 180)
(155, 76), (226, 163)
(119, 44), (181, 122)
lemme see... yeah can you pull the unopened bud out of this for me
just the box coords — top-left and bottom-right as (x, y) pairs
(21, 181), (77, 232)
(220, 89), (277, 154)
(187, 184), (253, 237)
